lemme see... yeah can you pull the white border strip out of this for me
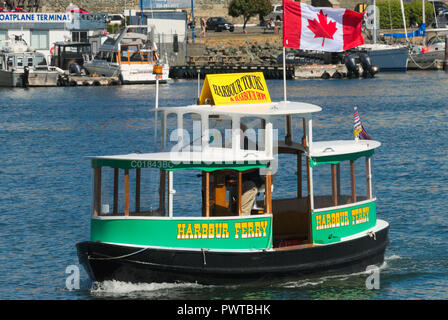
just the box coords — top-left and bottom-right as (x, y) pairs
(92, 213), (273, 221)
(339, 219), (389, 242)
(99, 241), (273, 253)
(312, 198), (377, 213)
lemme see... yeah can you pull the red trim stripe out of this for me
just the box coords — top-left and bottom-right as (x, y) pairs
(342, 10), (365, 51)
(283, 0), (301, 49)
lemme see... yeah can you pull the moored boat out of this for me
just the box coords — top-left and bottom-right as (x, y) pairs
(83, 25), (169, 84)
(0, 36), (59, 87)
(76, 72), (389, 285)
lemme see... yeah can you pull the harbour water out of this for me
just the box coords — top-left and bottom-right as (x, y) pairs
(1, 71), (447, 299)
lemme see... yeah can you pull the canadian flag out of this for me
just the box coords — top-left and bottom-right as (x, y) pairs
(283, 0), (365, 52)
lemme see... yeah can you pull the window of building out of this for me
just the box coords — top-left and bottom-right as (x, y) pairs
(72, 31), (88, 42)
(0, 31), (7, 49)
(31, 31), (49, 50)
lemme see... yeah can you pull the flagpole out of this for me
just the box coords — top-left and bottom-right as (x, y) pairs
(283, 45), (287, 102)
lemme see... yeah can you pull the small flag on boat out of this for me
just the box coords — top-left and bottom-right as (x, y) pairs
(353, 107), (371, 140)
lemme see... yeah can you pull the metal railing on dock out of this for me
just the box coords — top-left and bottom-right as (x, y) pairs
(169, 65), (294, 80)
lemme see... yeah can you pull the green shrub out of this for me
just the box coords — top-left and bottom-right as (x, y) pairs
(376, 0), (434, 29)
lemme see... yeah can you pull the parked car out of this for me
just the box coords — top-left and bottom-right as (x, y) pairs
(266, 4), (283, 21)
(109, 14), (124, 26)
(432, 9), (448, 27)
(433, 1), (448, 15)
(206, 17), (235, 32)
(67, 6), (89, 13)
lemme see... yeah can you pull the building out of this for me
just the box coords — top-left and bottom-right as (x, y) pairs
(0, 11), (108, 60)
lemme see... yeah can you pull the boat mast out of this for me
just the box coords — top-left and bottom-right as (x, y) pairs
(372, 0), (377, 43)
(399, 0), (408, 42)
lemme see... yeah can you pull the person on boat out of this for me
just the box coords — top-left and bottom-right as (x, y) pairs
(241, 169), (265, 216)
(234, 125), (266, 216)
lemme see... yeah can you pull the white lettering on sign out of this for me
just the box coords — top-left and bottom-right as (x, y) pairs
(0, 13), (71, 23)
(130, 160), (174, 169)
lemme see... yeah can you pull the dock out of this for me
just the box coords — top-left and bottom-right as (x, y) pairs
(59, 74), (121, 86)
(169, 65), (294, 80)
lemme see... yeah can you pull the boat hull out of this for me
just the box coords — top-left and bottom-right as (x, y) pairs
(84, 61), (170, 84)
(408, 50), (444, 70)
(0, 70), (24, 87)
(77, 220), (389, 285)
(27, 69), (59, 87)
(361, 46), (409, 71)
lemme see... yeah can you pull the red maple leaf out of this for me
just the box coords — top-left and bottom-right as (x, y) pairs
(307, 10), (338, 47)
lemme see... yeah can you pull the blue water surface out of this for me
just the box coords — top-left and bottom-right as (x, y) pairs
(0, 71), (447, 299)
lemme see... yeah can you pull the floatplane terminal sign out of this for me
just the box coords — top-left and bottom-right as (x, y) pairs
(0, 13), (71, 22)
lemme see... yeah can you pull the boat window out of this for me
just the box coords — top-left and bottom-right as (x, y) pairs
(7, 56), (13, 69)
(17, 57), (23, 67)
(65, 46), (79, 53)
(171, 170), (203, 217)
(165, 113), (179, 151)
(182, 113), (202, 150)
(27, 57), (33, 66)
(272, 153), (303, 200)
(120, 46), (129, 62)
(81, 45), (91, 54)
(142, 52), (153, 62)
(106, 52), (113, 62)
(208, 116), (232, 149)
(313, 157), (372, 209)
(35, 55), (47, 66)
(93, 167), (165, 217)
(129, 51), (142, 62)
(240, 117), (265, 151)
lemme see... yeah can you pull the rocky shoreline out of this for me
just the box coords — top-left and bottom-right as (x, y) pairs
(202, 39), (284, 65)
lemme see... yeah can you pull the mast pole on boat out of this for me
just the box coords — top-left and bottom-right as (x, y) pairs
(153, 65), (163, 152)
(282, 47), (287, 102)
(372, 0), (377, 44)
(399, 0), (408, 42)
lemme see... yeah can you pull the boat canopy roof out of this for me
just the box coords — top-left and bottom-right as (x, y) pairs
(309, 140), (381, 167)
(90, 148), (273, 172)
(156, 101), (322, 117)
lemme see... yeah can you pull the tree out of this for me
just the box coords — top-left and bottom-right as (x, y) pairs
(228, 0), (272, 32)
(376, 0), (433, 29)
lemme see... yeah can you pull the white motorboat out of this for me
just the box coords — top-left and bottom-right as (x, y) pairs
(0, 36), (60, 87)
(84, 25), (169, 84)
(356, 43), (409, 71)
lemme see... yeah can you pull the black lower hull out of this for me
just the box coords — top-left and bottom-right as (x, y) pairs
(77, 224), (389, 285)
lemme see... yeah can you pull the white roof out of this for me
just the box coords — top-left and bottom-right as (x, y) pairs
(92, 148), (273, 163)
(309, 140), (381, 158)
(156, 101), (322, 117)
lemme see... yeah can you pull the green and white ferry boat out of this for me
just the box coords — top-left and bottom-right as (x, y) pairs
(77, 73), (389, 285)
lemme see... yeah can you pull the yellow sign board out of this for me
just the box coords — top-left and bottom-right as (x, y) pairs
(199, 72), (271, 105)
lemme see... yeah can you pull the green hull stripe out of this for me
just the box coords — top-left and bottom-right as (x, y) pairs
(310, 149), (374, 167)
(91, 158), (269, 172)
(311, 200), (377, 244)
(91, 216), (273, 250)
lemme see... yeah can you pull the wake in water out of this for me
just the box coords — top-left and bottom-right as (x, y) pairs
(278, 259), (393, 289)
(90, 280), (206, 298)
